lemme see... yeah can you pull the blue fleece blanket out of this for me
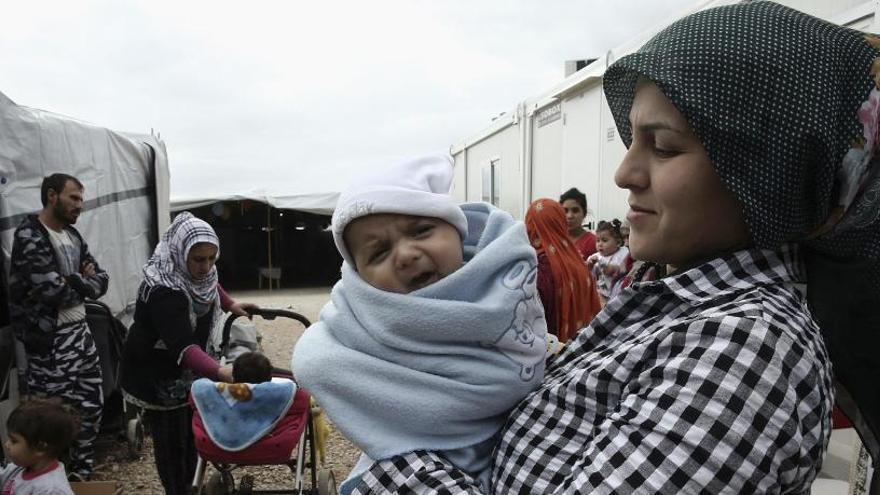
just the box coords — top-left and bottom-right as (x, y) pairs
(191, 378), (296, 451)
(292, 202), (547, 492)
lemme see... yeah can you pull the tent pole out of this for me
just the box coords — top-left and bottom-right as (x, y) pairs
(267, 206), (274, 291)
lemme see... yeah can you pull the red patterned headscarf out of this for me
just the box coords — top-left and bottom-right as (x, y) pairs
(525, 199), (599, 342)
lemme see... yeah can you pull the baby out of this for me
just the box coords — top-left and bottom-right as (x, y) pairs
(292, 154), (550, 493)
(587, 219), (630, 303)
(0, 399), (77, 494)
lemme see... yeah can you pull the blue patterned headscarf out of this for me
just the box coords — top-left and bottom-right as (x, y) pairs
(604, 1), (880, 465)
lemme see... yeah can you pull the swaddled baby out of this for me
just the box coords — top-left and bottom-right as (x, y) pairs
(292, 154), (552, 493)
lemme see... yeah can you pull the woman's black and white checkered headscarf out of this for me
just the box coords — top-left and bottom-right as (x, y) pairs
(141, 211), (220, 307)
(604, 1), (880, 464)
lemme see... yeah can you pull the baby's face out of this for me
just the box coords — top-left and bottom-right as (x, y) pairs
(596, 230), (621, 256)
(344, 213), (463, 293)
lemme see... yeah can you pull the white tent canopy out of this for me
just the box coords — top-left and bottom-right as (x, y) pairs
(171, 189), (338, 216)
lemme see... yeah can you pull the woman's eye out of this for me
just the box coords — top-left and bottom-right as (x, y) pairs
(653, 147), (680, 158)
(652, 138), (681, 158)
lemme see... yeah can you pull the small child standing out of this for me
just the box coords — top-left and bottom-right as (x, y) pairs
(587, 219), (630, 303)
(232, 351), (273, 384)
(292, 154), (549, 493)
(0, 399), (77, 495)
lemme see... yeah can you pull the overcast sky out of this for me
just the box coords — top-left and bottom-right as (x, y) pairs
(1, 0), (698, 200)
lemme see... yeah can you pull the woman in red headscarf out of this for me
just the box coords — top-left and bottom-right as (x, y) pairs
(525, 198), (601, 342)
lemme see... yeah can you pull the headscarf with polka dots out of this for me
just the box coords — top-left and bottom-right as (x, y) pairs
(603, 0), (880, 465)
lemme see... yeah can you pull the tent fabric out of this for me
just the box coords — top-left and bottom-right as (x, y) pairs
(0, 90), (170, 324)
(171, 190), (339, 216)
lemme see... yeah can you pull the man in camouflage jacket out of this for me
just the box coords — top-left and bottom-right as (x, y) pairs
(9, 216), (108, 353)
(8, 173), (108, 479)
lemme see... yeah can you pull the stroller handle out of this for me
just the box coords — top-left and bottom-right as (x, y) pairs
(221, 308), (312, 352)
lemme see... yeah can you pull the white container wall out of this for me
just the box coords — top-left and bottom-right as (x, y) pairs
(560, 88), (604, 227)
(452, 115), (523, 216)
(530, 105), (564, 202)
(597, 92), (629, 225)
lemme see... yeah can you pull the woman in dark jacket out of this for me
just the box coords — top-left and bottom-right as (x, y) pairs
(121, 212), (256, 494)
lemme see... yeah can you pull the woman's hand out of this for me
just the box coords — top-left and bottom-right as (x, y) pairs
(229, 301), (259, 318)
(218, 364), (234, 383)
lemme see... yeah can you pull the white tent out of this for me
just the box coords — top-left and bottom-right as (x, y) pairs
(171, 189), (338, 216)
(0, 90), (171, 323)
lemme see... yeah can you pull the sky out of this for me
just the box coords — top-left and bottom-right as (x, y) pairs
(1, 0), (699, 200)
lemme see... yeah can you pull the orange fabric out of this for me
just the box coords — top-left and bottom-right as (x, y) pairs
(525, 199), (601, 342)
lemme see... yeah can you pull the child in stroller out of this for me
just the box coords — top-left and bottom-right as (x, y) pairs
(190, 311), (335, 495)
(232, 351), (272, 384)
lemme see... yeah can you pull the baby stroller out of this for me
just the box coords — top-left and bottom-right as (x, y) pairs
(0, 300), (140, 462)
(190, 309), (337, 495)
(84, 300), (145, 457)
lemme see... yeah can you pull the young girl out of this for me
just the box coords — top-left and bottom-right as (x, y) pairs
(586, 219), (629, 303)
(0, 400), (77, 494)
(559, 187), (597, 261)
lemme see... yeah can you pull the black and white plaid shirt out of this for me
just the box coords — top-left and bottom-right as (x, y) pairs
(354, 246), (833, 494)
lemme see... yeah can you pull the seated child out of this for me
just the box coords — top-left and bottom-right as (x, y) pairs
(233, 351), (272, 384)
(190, 350), (298, 457)
(292, 154), (550, 493)
(0, 399), (77, 494)
(230, 352), (334, 465)
(587, 219), (630, 303)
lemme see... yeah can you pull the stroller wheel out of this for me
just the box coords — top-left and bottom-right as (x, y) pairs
(126, 418), (144, 459)
(238, 474), (254, 494)
(205, 471), (234, 495)
(317, 469), (337, 495)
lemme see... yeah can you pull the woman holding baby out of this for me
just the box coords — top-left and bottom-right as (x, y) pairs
(343, 3), (880, 492)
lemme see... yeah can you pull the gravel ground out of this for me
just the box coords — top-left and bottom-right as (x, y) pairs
(90, 286), (360, 494)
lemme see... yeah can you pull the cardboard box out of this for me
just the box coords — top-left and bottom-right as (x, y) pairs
(70, 481), (123, 495)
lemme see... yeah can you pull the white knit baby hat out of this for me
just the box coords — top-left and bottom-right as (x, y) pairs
(331, 153), (468, 267)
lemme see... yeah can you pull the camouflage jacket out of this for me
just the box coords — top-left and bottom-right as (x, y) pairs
(8, 215), (109, 354)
